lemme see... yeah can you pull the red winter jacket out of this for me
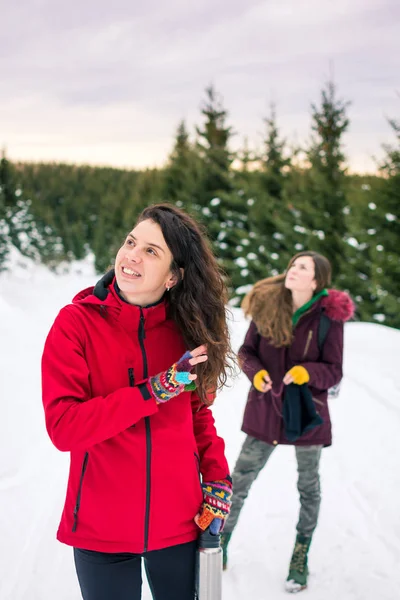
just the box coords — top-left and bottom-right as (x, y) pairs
(41, 278), (229, 553)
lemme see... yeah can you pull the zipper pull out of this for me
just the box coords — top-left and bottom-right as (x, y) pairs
(139, 310), (146, 340)
(72, 508), (78, 532)
(303, 330), (313, 358)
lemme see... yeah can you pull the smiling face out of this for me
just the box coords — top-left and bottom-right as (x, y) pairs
(114, 219), (178, 306)
(284, 255), (317, 294)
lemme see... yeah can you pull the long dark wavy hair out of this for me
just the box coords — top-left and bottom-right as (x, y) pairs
(137, 203), (236, 404)
(242, 251), (332, 348)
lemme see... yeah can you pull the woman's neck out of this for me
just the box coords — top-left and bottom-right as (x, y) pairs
(291, 290), (313, 313)
(114, 281), (164, 308)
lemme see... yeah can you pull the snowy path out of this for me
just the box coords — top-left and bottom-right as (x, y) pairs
(1, 261), (399, 599)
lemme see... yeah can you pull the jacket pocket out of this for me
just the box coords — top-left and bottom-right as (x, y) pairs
(72, 452), (89, 532)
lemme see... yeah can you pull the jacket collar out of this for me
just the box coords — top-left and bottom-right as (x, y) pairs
(293, 289), (355, 326)
(292, 289), (328, 326)
(72, 270), (168, 333)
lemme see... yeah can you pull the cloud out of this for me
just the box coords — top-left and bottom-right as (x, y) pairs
(1, 0), (399, 171)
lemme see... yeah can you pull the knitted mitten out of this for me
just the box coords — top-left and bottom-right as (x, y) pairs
(286, 365), (310, 385)
(253, 369), (270, 392)
(195, 478), (232, 535)
(150, 351), (196, 403)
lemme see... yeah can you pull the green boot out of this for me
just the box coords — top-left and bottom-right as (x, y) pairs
(220, 532), (232, 571)
(285, 534), (312, 593)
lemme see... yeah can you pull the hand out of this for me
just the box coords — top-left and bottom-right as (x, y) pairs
(195, 478), (232, 535)
(283, 365), (310, 385)
(253, 369), (272, 393)
(149, 345), (208, 403)
(186, 345), (208, 382)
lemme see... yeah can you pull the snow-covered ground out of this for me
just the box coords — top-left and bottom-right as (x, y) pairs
(1, 251), (399, 600)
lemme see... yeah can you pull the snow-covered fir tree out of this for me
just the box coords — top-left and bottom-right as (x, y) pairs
(368, 116), (400, 327)
(0, 151), (63, 271)
(302, 80), (350, 282)
(195, 86), (256, 296)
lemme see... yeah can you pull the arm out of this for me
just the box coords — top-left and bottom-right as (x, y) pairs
(41, 307), (158, 453)
(300, 320), (344, 391)
(238, 320), (266, 384)
(191, 394), (229, 482)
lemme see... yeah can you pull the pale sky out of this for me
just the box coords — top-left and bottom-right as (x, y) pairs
(1, 0), (399, 173)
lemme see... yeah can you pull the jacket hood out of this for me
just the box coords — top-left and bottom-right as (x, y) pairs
(320, 289), (355, 322)
(243, 279), (355, 330)
(72, 268), (115, 304)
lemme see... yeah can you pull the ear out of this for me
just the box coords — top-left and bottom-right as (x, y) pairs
(166, 268), (184, 290)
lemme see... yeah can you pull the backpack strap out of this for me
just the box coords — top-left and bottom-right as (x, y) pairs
(318, 313), (331, 354)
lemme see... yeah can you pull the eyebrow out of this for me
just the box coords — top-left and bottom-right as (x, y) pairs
(292, 261), (308, 268)
(127, 233), (165, 254)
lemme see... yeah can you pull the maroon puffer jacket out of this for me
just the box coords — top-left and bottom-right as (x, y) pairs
(239, 290), (354, 447)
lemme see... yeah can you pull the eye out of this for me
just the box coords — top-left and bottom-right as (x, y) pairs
(147, 247), (157, 256)
(126, 239), (134, 246)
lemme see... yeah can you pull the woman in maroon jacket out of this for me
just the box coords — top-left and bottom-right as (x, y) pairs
(221, 251), (354, 593)
(41, 204), (234, 600)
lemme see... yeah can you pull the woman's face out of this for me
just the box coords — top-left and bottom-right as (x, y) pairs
(115, 219), (177, 306)
(284, 256), (317, 294)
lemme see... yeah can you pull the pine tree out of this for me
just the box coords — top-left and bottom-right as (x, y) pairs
(194, 86), (255, 296)
(260, 104), (290, 199)
(0, 150), (11, 269)
(0, 151), (64, 270)
(302, 80), (350, 281)
(238, 137), (258, 179)
(368, 117), (400, 327)
(247, 106), (297, 278)
(164, 120), (202, 212)
(340, 175), (377, 322)
(196, 85), (234, 205)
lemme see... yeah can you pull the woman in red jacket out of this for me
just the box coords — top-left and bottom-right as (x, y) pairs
(41, 204), (234, 600)
(221, 251), (354, 593)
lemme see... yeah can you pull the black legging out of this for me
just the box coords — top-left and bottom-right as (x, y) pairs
(74, 541), (197, 600)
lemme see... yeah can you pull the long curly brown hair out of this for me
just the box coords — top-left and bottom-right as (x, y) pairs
(137, 203), (236, 404)
(242, 251), (332, 348)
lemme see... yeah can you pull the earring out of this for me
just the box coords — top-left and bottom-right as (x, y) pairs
(166, 286), (170, 292)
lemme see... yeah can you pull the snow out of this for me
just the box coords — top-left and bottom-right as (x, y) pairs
(1, 251), (400, 600)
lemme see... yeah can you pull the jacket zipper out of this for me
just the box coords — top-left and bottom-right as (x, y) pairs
(303, 330), (313, 358)
(139, 308), (152, 552)
(72, 452), (89, 532)
(194, 452), (203, 493)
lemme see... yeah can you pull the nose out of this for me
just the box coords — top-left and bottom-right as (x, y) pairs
(125, 246), (142, 263)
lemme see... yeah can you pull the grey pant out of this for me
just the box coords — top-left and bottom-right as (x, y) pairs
(225, 436), (322, 537)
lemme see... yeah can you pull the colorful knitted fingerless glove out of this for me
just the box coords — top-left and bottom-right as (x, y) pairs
(149, 351), (196, 404)
(195, 477), (232, 535)
(286, 365), (310, 385)
(253, 369), (270, 392)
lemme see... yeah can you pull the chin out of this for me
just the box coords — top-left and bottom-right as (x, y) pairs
(284, 279), (293, 290)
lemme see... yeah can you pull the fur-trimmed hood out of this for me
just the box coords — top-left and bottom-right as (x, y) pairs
(243, 280), (355, 337)
(319, 289), (355, 322)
